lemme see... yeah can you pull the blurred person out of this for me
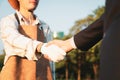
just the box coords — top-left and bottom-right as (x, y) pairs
(47, 0), (120, 80)
(0, 0), (66, 80)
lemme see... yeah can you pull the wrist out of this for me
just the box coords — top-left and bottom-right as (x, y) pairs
(65, 38), (76, 52)
(36, 43), (44, 52)
(69, 37), (77, 49)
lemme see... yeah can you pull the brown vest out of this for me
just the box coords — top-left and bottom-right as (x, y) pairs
(0, 14), (52, 80)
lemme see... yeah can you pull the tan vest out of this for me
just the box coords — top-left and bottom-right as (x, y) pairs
(0, 24), (52, 80)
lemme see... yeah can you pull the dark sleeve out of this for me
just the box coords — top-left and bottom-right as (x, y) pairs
(74, 14), (104, 51)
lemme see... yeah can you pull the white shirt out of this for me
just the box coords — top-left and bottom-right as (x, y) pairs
(69, 37), (77, 49)
(0, 11), (53, 64)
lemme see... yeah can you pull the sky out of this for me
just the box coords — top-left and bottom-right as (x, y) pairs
(0, 0), (105, 52)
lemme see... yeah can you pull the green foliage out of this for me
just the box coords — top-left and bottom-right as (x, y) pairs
(69, 6), (104, 36)
(55, 49), (80, 80)
(55, 6), (104, 80)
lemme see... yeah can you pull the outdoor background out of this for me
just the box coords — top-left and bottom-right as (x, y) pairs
(0, 0), (105, 80)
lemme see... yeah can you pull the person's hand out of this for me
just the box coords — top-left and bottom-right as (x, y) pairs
(47, 39), (73, 52)
(40, 43), (66, 62)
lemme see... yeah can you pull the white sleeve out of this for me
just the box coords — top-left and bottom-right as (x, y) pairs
(0, 16), (41, 60)
(69, 37), (77, 49)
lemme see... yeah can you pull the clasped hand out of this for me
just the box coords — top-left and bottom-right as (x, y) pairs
(40, 43), (66, 62)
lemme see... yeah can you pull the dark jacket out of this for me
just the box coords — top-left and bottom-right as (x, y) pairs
(74, 0), (120, 80)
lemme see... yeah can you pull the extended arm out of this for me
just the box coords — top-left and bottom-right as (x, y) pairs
(47, 14), (104, 52)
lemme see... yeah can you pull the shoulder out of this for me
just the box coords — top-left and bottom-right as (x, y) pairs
(1, 13), (16, 21)
(0, 13), (16, 25)
(40, 20), (49, 27)
(0, 13), (18, 29)
(39, 20), (50, 30)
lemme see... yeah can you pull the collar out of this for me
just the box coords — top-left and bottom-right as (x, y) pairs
(15, 10), (41, 26)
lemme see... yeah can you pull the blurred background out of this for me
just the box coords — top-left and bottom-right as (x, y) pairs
(0, 0), (105, 80)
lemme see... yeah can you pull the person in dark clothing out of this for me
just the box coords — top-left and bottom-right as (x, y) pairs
(47, 0), (120, 80)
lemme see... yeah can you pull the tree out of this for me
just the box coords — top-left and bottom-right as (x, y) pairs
(68, 6), (104, 80)
(69, 6), (104, 36)
(55, 6), (105, 80)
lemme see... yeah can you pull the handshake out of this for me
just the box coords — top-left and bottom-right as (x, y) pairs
(39, 39), (74, 62)
(40, 43), (66, 62)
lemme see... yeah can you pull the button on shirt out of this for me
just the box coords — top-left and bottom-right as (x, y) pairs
(0, 11), (53, 64)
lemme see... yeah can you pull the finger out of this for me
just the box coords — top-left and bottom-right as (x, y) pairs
(46, 40), (57, 47)
(46, 40), (63, 47)
(43, 54), (52, 61)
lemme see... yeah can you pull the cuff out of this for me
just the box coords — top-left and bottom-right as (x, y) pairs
(25, 40), (42, 60)
(69, 37), (77, 49)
